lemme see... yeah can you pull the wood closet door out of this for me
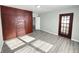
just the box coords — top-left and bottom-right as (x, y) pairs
(24, 15), (29, 34)
(1, 6), (33, 40)
(24, 12), (32, 34)
(1, 6), (15, 15)
(1, 14), (16, 40)
(16, 15), (26, 36)
(28, 12), (33, 33)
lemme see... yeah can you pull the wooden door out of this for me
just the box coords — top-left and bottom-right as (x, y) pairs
(28, 12), (33, 33)
(58, 13), (73, 39)
(24, 12), (33, 34)
(16, 15), (26, 37)
(1, 14), (16, 40)
(1, 6), (33, 40)
(24, 14), (29, 34)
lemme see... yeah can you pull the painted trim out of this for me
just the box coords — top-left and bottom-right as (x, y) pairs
(71, 39), (79, 42)
(40, 29), (58, 35)
(41, 29), (79, 43)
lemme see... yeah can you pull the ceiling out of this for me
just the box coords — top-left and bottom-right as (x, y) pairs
(5, 5), (78, 14)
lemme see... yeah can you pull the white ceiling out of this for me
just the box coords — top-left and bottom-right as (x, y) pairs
(5, 5), (78, 14)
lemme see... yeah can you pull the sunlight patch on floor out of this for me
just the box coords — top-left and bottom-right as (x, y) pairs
(19, 35), (36, 43)
(5, 38), (25, 50)
(31, 40), (53, 52)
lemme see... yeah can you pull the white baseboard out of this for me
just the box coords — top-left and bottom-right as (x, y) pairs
(71, 39), (79, 42)
(41, 29), (79, 43)
(41, 29), (58, 36)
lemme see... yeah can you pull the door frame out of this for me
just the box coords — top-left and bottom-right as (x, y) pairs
(58, 13), (73, 39)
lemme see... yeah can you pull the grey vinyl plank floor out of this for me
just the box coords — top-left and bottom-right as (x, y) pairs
(1, 30), (79, 53)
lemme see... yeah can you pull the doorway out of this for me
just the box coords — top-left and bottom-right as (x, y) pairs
(33, 17), (36, 31)
(58, 13), (73, 39)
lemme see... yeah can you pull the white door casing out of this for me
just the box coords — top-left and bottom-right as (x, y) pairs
(35, 17), (40, 30)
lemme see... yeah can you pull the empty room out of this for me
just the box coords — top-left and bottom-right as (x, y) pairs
(0, 5), (79, 53)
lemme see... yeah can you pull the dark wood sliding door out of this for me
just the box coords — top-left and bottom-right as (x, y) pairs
(1, 6), (33, 40)
(15, 9), (26, 36)
(27, 12), (33, 33)
(24, 12), (32, 34)
(1, 14), (16, 40)
(16, 15), (26, 36)
(58, 13), (73, 39)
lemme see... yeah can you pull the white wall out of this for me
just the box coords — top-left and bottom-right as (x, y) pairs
(33, 13), (38, 17)
(40, 6), (79, 42)
(0, 7), (4, 52)
(40, 11), (58, 35)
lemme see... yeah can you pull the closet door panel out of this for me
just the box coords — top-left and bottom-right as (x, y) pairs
(1, 6), (15, 15)
(16, 15), (26, 36)
(1, 6), (33, 40)
(24, 12), (32, 34)
(28, 12), (33, 33)
(2, 14), (16, 40)
(24, 15), (29, 34)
